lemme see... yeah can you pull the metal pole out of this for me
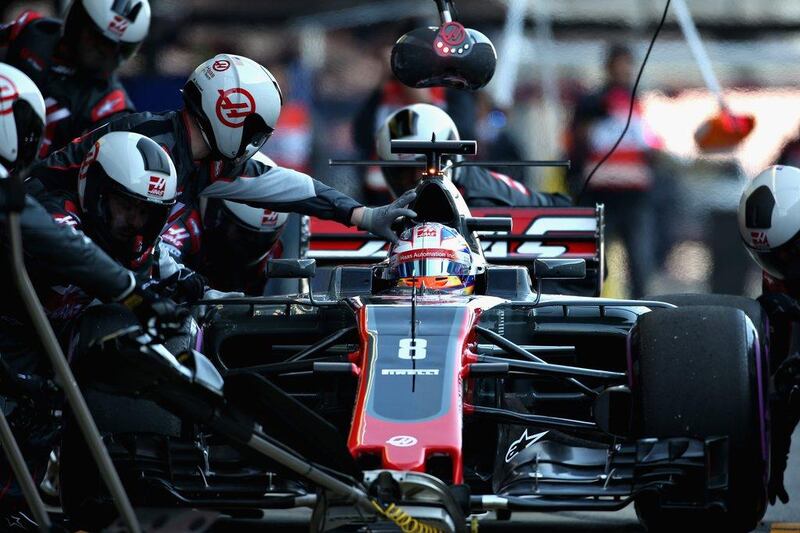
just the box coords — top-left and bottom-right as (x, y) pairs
(0, 407), (50, 531)
(7, 212), (141, 533)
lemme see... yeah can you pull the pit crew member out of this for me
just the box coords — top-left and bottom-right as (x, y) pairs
(0, 0), (150, 156)
(739, 165), (800, 505)
(26, 53), (415, 247)
(160, 198), (288, 295)
(375, 103), (571, 207)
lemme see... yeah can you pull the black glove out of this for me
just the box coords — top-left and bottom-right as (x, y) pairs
(120, 283), (188, 337)
(152, 268), (208, 303)
(357, 190), (417, 244)
(769, 354), (800, 505)
(758, 292), (800, 321)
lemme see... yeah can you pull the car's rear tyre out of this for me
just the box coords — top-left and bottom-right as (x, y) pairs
(630, 305), (767, 532)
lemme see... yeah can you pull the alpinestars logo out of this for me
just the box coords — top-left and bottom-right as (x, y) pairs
(148, 176), (166, 197)
(505, 429), (548, 463)
(751, 231), (770, 249)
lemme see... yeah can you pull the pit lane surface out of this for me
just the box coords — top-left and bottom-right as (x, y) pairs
(213, 428), (800, 532)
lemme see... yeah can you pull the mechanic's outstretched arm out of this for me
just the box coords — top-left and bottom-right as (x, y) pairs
(199, 154), (416, 243)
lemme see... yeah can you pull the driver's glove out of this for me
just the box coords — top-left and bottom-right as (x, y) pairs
(119, 282), (188, 338)
(357, 190), (417, 244)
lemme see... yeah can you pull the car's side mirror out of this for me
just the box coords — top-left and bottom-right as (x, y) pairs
(532, 258), (586, 280)
(266, 258), (316, 279)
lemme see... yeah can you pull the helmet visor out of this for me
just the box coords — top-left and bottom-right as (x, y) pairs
(11, 99), (44, 170)
(232, 114), (273, 165)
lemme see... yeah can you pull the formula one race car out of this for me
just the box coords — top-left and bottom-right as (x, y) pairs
(59, 140), (769, 533)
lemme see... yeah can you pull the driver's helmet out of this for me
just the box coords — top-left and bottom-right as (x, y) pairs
(738, 165), (800, 280)
(375, 103), (459, 198)
(200, 197), (288, 266)
(387, 222), (475, 295)
(78, 131), (177, 265)
(62, 0), (151, 75)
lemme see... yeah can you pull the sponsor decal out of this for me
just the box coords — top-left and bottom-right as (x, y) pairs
(212, 60), (231, 72)
(261, 210), (279, 227)
(505, 429), (548, 463)
(394, 248), (460, 264)
(215, 88), (256, 128)
(161, 226), (190, 247)
(382, 369), (439, 376)
(107, 14), (129, 37)
(398, 338), (427, 360)
(386, 435), (418, 447)
(0, 74), (19, 116)
(148, 176), (167, 197)
(751, 231), (770, 249)
(416, 225), (439, 238)
(91, 90), (127, 122)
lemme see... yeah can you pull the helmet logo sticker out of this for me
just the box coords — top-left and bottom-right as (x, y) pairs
(212, 60), (231, 72)
(0, 74), (19, 116)
(261, 210), (279, 226)
(107, 15), (130, 37)
(750, 231), (770, 248)
(148, 176), (166, 197)
(215, 88), (256, 128)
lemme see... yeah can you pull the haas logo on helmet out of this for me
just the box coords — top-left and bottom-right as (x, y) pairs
(148, 176), (166, 197)
(0, 74), (19, 116)
(261, 210), (279, 227)
(751, 231), (770, 248)
(107, 15), (129, 37)
(215, 88), (256, 128)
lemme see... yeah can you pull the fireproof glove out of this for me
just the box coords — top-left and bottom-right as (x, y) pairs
(120, 283), (188, 338)
(152, 268), (208, 303)
(357, 190), (417, 244)
(769, 354), (800, 505)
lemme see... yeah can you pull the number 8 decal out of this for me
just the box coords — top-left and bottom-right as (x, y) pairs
(398, 338), (427, 360)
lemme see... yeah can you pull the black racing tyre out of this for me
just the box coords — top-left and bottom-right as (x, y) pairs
(59, 390), (182, 530)
(631, 305), (767, 532)
(648, 293), (766, 343)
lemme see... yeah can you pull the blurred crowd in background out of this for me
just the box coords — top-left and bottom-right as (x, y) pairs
(6, 0), (800, 298)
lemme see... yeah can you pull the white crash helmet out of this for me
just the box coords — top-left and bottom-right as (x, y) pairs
(739, 165), (800, 280)
(0, 63), (46, 171)
(62, 0), (151, 71)
(375, 103), (459, 196)
(200, 197), (288, 266)
(387, 222), (476, 295)
(78, 131), (177, 262)
(182, 54), (283, 164)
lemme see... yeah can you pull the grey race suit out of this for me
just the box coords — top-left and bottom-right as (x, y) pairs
(26, 110), (363, 226)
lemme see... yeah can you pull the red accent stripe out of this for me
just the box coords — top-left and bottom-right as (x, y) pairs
(9, 10), (42, 42)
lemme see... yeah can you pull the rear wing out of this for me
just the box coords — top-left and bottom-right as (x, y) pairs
(307, 205), (605, 295)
